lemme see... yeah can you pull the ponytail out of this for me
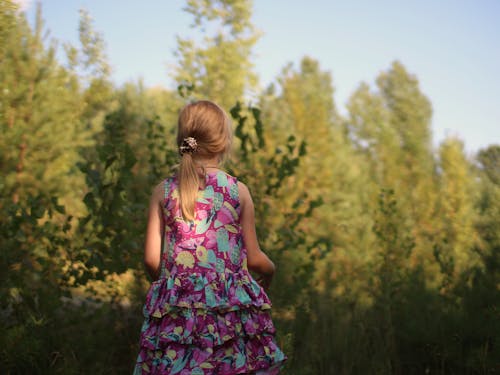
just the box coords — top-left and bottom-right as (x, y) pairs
(176, 100), (232, 221)
(178, 152), (200, 221)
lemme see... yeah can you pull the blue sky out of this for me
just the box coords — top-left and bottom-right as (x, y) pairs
(23, 0), (500, 154)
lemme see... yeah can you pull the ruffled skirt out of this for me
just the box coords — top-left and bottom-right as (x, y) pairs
(133, 269), (286, 374)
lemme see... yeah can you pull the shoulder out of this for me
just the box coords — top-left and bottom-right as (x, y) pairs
(237, 181), (253, 209)
(237, 180), (250, 196)
(150, 182), (164, 204)
(151, 176), (176, 202)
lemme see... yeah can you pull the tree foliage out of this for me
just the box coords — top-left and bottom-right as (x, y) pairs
(0, 2), (498, 374)
(173, 0), (259, 109)
(0, 4), (85, 207)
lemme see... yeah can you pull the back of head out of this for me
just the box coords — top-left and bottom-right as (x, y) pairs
(176, 100), (232, 221)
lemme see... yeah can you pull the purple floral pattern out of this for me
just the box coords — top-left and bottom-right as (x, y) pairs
(133, 171), (286, 374)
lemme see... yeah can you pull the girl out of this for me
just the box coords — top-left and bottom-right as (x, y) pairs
(133, 100), (286, 374)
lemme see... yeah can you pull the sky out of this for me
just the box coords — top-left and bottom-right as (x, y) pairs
(21, 0), (500, 155)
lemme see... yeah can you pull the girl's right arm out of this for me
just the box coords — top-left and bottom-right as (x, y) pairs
(143, 183), (165, 281)
(238, 182), (275, 287)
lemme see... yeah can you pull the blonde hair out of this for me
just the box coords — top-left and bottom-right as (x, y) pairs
(177, 100), (232, 221)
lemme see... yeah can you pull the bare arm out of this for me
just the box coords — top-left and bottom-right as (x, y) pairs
(143, 183), (164, 281)
(238, 182), (275, 285)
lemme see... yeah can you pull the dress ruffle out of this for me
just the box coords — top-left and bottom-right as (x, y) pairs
(144, 269), (272, 316)
(134, 335), (285, 375)
(141, 306), (276, 349)
(134, 269), (285, 374)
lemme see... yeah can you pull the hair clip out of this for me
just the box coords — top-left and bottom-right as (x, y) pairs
(179, 136), (198, 155)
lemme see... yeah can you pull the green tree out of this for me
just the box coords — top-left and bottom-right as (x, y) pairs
(376, 62), (437, 267)
(0, 4), (85, 207)
(475, 145), (500, 252)
(61, 8), (115, 152)
(477, 144), (500, 186)
(265, 57), (374, 299)
(263, 57), (340, 232)
(371, 188), (415, 373)
(102, 82), (181, 198)
(279, 57), (339, 183)
(347, 82), (400, 185)
(347, 61), (438, 273)
(0, 0), (18, 53)
(435, 137), (478, 282)
(173, 0), (259, 109)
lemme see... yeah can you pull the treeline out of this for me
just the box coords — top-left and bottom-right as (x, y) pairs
(1, 1), (499, 374)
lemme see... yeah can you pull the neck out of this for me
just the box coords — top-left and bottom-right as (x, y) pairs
(194, 156), (220, 169)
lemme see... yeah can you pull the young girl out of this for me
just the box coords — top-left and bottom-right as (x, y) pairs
(133, 100), (286, 374)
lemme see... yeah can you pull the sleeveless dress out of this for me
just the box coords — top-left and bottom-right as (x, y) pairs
(133, 171), (286, 375)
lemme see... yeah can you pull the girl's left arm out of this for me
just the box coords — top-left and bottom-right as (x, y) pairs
(143, 183), (164, 281)
(238, 181), (275, 288)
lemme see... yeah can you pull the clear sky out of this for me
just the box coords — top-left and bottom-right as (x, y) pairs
(22, 0), (500, 155)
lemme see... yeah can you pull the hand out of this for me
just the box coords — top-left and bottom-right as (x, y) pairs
(255, 273), (273, 290)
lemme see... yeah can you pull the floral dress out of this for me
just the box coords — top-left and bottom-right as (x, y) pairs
(133, 171), (286, 374)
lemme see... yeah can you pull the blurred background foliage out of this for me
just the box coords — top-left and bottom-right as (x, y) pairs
(0, 0), (498, 374)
